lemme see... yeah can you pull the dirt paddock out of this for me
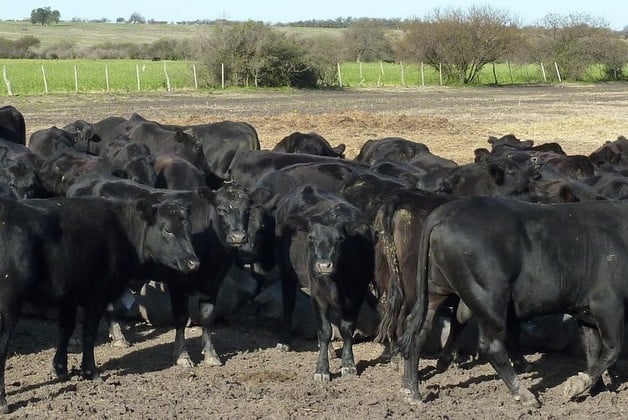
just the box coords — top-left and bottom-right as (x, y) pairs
(3, 83), (628, 419)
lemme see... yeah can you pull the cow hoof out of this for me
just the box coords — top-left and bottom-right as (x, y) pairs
(82, 370), (104, 384)
(202, 355), (223, 367)
(111, 338), (131, 348)
(52, 364), (70, 380)
(514, 390), (541, 408)
(276, 343), (290, 352)
(313, 372), (330, 383)
(341, 366), (357, 376)
(176, 356), (195, 368)
(563, 372), (592, 400)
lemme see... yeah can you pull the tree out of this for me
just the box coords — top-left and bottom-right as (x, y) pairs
(398, 6), (521, 84)
(128, 12), (146, 24)
(193, 22), (321, 88)
(343, 19), (395, 62)
(116, 17), (126, 24)
(30, 7), (60, 25)
(534, 12), (623, 80)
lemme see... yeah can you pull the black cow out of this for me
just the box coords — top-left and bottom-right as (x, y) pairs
(0, 105), (26, 145)
(589, 136), (628, 171)
(229, 150), (367, 191)
(87, 116), (129, 152)
(164, 120), (260, 178)
(272, 132), (345, 158)
(0, 196), (198, 413)
(0, 138), (43, 199)
(28, 126), (76, 160)
(354, 137), (430, 164)
(37, 148), (155, 196)
(274, 186), (373, 381)
(69, 178), (252, 367)
(399, 196), (628, 407)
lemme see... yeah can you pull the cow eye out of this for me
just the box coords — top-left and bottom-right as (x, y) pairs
(163, 227), (174, 237)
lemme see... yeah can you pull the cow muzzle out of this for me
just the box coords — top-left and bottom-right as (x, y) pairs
(180, 256), (201, 272)
(314, 260), (334, 275)
(227, 231), (248, 246)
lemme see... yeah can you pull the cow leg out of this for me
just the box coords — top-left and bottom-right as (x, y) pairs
(199, 299), (222, 366)
(339, 296), (362, 376)
(277, 270), (297, 352)
(312, 298), (332, 382)
(477, 322), (540, 407)
(578, 323), (606, 393)
(563, 303), (623, 400)
(52, 304), (77, 379)
(506, 315), (531, 373)
(435, 315), (465, 373)
(106, 317), (130, 349)
(80, 305), (105, 383)
(0, 307), (19, 414)
(169, 286), (194, 368)
(402, 294), (447, 401)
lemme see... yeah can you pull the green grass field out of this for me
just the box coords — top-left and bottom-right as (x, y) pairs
(1, 59), (619, 96)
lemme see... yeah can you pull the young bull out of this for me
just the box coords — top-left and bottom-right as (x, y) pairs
(400, 196), (628, 408)
(0, 196), (198, 414)
(274, 186), (374, 381)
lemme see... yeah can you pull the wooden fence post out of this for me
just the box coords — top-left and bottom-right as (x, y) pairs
(554, 62), (562, 82)
(439, 63), (443, 85)
(74, 65), (79, 93)
(337, 63), (343, 87)
(400, 61), (405, 86)
(136, 64), (141, 91)
(192, 63), (198, 89)
(420, 62), (425, 87)
(105, 64), (110, 92)
(221, 63), (225, 89)
(163, 61), (171, 92)
(540, 62), (547, 83)
(41, 65), (48, 93)
(3, 66), (13, 96)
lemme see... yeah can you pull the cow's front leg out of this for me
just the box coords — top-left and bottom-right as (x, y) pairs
(312, 299), (332, 382)
(169, 286), (193, 367)
(339, 317), (357, 376)
(0, 308), (18, 414)
(199, 299), (222, 366)
(52, 304), (77, 379)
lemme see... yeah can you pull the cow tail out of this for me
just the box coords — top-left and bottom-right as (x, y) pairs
(374, 200), (404, 345)
(396, 212), (434, 359)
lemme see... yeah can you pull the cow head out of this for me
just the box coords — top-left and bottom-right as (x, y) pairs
(0, 154), (43, 199)
(203, 182), (251, 249)
(121, 157), (158, 187)
(238, 187), (274, 265)
(138, 199), (200, 273)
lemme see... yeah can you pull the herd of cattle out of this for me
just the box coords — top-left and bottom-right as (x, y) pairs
(1, 103), (628, 412)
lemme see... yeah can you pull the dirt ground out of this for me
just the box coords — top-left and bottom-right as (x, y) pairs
(3, 83), (628, 419)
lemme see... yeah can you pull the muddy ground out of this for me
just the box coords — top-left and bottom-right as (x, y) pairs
(3, 83), (628, 419)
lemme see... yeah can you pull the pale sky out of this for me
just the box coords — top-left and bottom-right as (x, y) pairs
(2, 0), (626, 30)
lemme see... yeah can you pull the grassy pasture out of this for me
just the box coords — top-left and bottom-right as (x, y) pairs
(0, 20), (201, 50)
(1, 59), (617, 96)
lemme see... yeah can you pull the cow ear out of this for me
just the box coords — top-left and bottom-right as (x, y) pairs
(333, 144), (346, 158)
(487, 163), (505, 185)
(279, 215), (308, 235)
(474, 148), (490, 163)
(111, 169), (128, 179)
(346, 221), (371, 239)
(251, 187), (273, 206)
(197, 187), (216, 202)
(205, 172), (225, 190)
(136, 199), (157, 224)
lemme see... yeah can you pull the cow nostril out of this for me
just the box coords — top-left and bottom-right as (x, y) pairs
(187, 258), (200, 271)
(228, 231), (248, 244)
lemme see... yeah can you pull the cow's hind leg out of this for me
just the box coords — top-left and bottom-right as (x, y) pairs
(80, 305), (105, 383)
(52, 304), (77, 379)
(477, 322), (540, 407)
(199, 299), (222, 366)
(563, 301), (623, 400)
(0, 307), (19, 413)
